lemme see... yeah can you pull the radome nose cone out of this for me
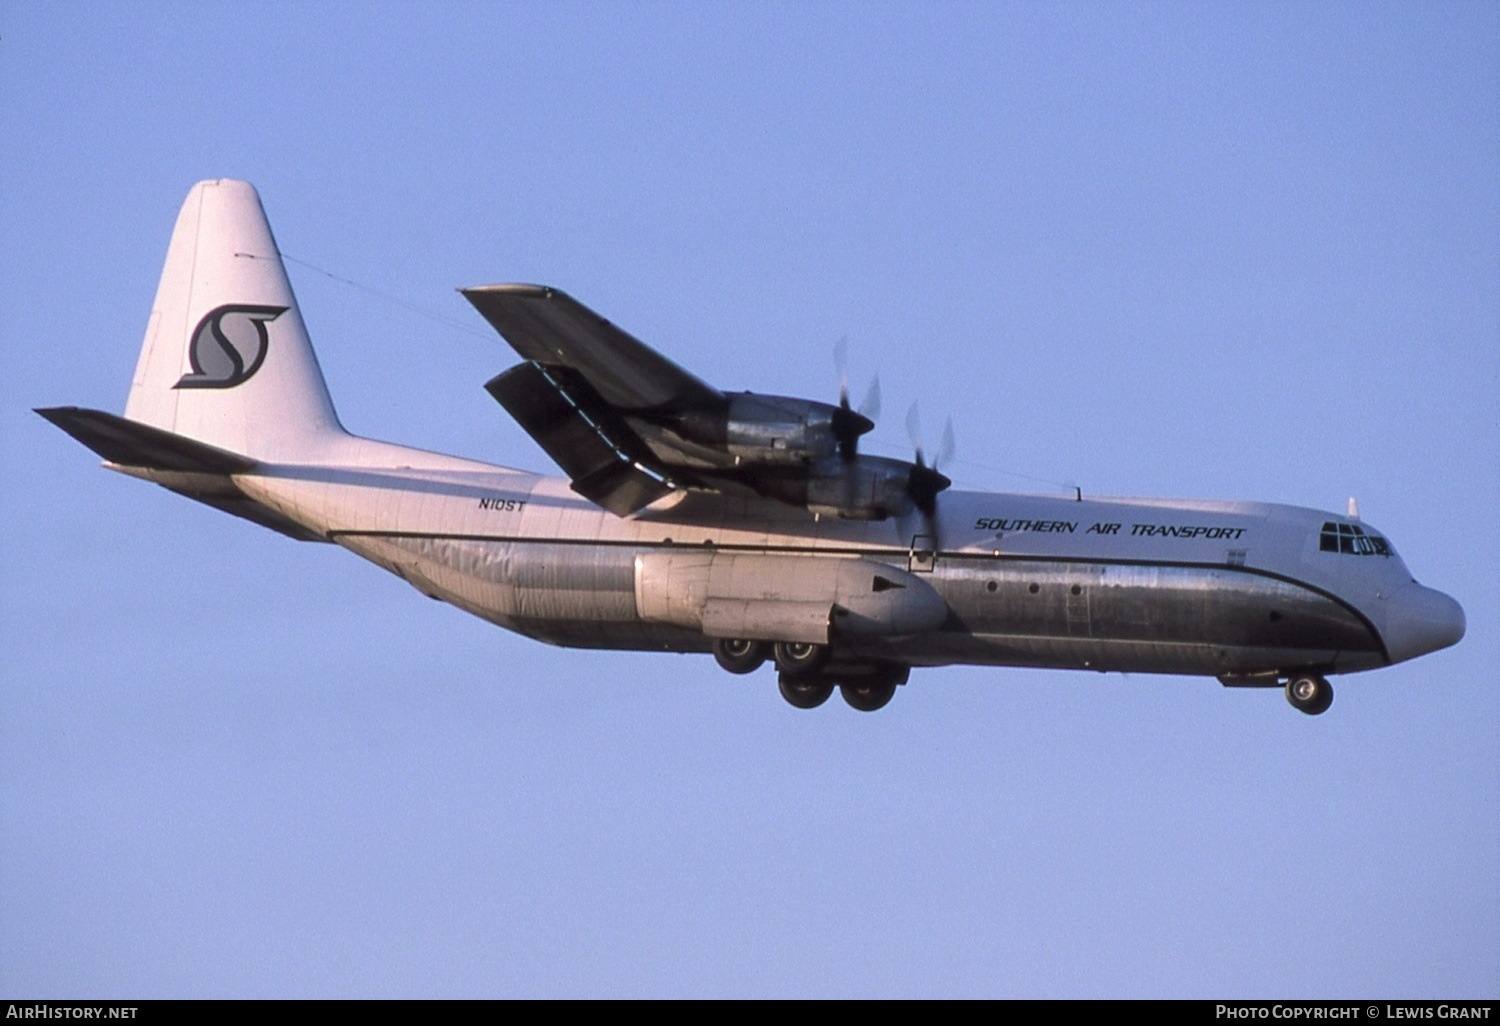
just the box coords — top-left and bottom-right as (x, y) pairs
(1383, 584), (1466, 664)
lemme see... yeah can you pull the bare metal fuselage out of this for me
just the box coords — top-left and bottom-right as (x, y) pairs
(207, 444), (1412, 681)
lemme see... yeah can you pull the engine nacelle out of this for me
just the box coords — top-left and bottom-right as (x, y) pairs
(670, 393), (871, 465)
(752, 455), (933, 520)
(804, 455), (920, 520)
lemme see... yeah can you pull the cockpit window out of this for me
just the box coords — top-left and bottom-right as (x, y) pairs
(1320, 521), (1393, 557)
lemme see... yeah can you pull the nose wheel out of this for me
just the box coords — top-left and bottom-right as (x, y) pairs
(1285, 674), (1333, 716)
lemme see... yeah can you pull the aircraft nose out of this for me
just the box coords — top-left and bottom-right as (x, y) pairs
(1382, 583), (1466, 664)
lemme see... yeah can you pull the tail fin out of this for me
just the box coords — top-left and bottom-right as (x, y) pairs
(124, 179), (347, 461)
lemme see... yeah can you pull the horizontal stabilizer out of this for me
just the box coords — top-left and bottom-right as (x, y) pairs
(37, 406), (327, 543)
(485, 364), (674, 517)
(36, 406), (257, 474)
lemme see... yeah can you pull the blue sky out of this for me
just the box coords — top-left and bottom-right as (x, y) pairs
(3, 1), (1496, 997)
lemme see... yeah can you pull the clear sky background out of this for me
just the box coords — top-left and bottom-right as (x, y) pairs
(3, 1), (1496, 998)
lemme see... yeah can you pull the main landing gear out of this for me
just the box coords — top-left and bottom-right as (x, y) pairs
(772, 641), (830, 678)
(1285, 673), (1334, 716)
(712, 638), (768, 675)
(836, 667), (908, 712)
(778, 674), (835, 709)
(778, 663), (907, 712)
(713, 638), (909, 712)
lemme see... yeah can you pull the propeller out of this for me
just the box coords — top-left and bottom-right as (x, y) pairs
(905, 404), (954, 547)
(860, 374), (882, 425)
(831, 337), (878, 463)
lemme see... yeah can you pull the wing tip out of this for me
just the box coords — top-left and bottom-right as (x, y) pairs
(459, 283), (559, 299)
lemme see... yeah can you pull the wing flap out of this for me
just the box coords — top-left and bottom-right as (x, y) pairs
(485, 363), (674, 517)
(569, 462), (675, 518)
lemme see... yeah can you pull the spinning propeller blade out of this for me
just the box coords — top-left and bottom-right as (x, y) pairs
(831, 337), (875, 463)
(905, 403), (954, 547)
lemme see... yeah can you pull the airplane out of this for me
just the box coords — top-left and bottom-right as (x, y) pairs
(38, 179), (1465, 714)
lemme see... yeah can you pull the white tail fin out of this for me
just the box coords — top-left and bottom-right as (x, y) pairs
(124, 179), (347, 461)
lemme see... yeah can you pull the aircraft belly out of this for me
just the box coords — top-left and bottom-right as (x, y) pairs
(925, 558), (1381, 675)
(335, 534), (709, 652)
(341, 535), (632, 615)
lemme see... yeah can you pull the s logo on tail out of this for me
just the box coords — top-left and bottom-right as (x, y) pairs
(174, 304), (287, 389)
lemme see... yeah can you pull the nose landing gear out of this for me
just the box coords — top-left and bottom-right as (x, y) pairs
(1285, 673), (1334, 716)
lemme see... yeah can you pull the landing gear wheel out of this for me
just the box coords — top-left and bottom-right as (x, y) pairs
(1285, 674), (1333, 716)
(839, 678), (899, 712)
(778, 673), (834, 709)
(713, 638), (767, 675)
(773, 641), (830, 679)
(837, 664), (908, 712)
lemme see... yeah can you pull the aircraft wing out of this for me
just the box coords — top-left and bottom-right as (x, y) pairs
(465, 284), (739, 515)
(463, 284), (944, 523)
(462, 284), (722, 412)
